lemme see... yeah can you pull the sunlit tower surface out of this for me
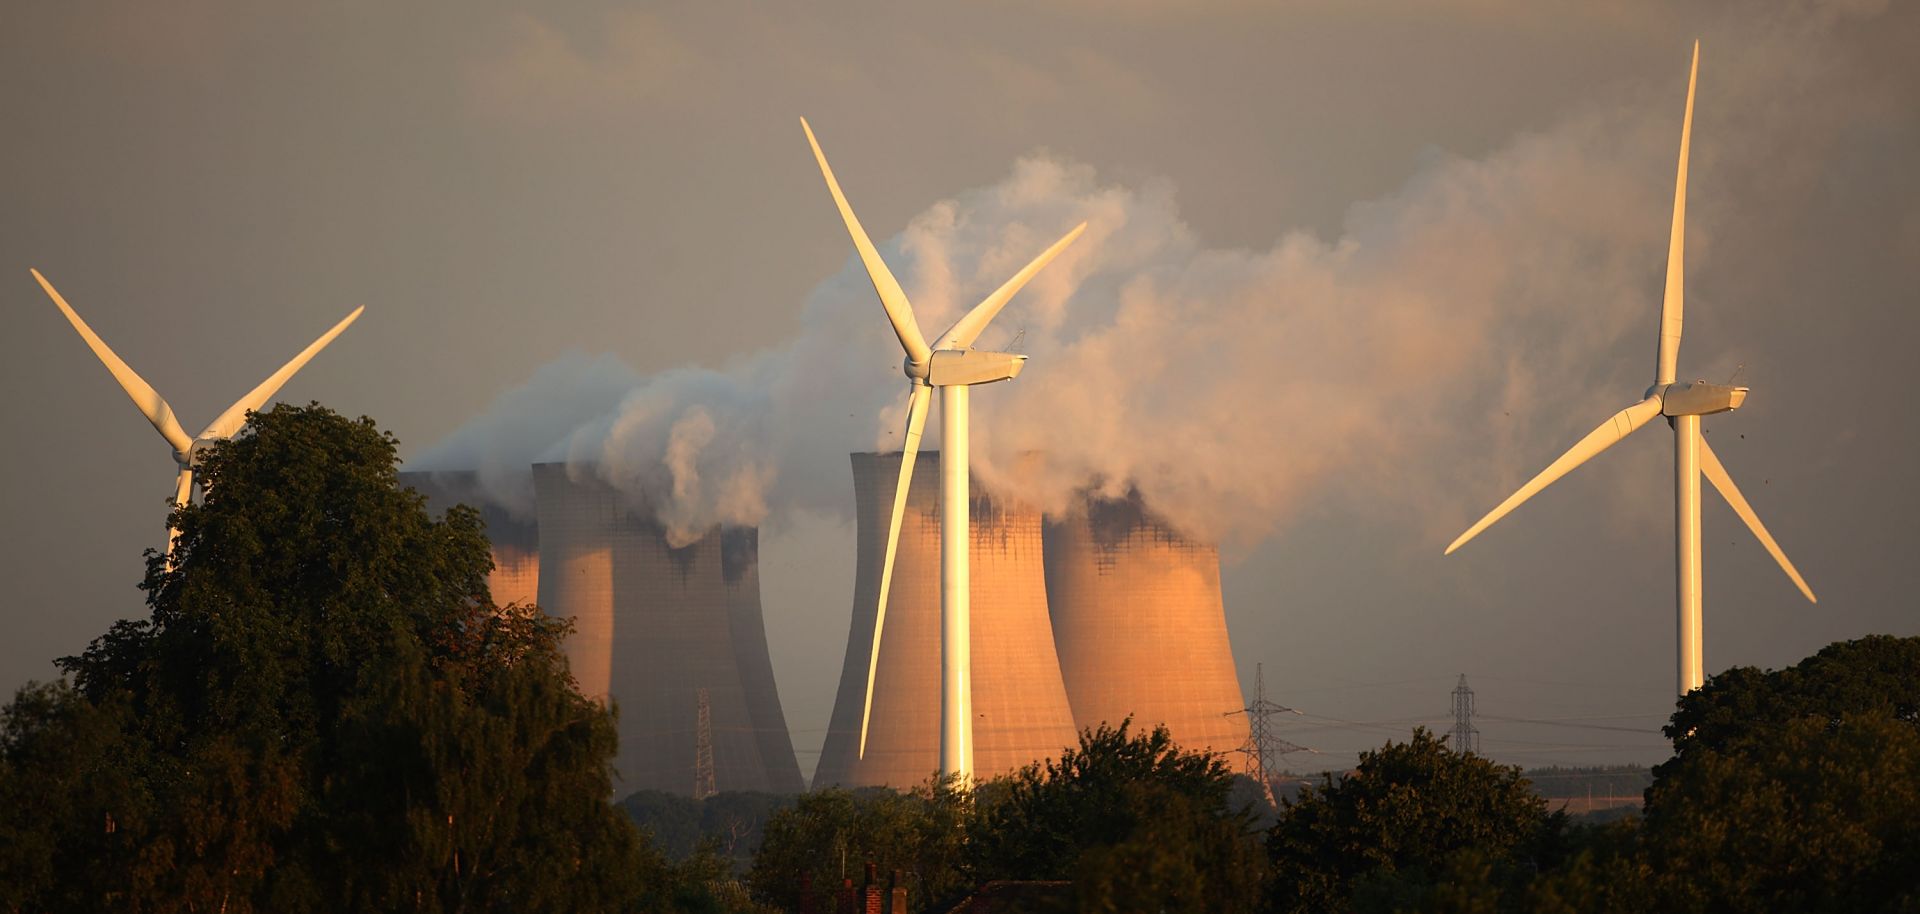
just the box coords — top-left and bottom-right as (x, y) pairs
(1449, 674), (1480, 754)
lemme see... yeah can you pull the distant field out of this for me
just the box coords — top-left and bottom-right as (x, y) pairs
(1545, 794), (1644, 817)
(1524, 765), (1652, 819)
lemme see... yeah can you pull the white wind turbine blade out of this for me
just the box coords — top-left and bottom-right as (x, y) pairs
(1698, 437), (1816, 603)
(859, 382), (933, 759)
(800, 118), (932, 364)
(935, 221), (1088, 350)
(32, 268), (193, 454)
(1654, 41), (1698, 387)
(1447, 396), (1665, 554)
(164, 467), (193, 563)
(198, 305), (365, 440)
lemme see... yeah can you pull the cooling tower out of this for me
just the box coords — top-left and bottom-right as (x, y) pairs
(398, 470), (540, 609)
(814, 451), (1079, 788)
(1043, 493), (1248, 756)
(720, 527), (807, 793)
(533, 463), (617, 703)
(532, 463), (802, 796)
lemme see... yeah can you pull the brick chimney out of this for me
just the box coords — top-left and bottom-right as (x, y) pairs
(890, 869), (908, 914)
(864, 861), (884, 914)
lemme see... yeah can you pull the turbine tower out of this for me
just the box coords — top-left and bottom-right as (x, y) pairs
(32, 268), (363, 558)
(802, 118), (1086, 780)
(1444, 43), (1816, 696)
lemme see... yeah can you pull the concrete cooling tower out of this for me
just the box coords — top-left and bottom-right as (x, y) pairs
(814, 451), (1079, 789)
(398, 470), (540, 609)
(1043, 492), (1248, 756)
(532, 463), (803, 796)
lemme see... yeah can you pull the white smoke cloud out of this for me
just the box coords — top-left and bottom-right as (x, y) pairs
(412, 7), (1902, 550)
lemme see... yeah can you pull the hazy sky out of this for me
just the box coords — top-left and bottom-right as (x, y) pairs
(3, 1), (1915, 777)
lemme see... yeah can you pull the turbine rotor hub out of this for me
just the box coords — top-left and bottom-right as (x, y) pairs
(180, 438), (222, 468)
(902, 355), (931, 382)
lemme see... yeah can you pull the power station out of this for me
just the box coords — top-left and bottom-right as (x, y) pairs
(401, 457), (1252, 795)
(406, 464), (804, 795)
(1044, 492), (1247, 756)
(813, 454), (1252, 788)
(398, 469), (540, 610)
(532, 463), (804, 794)
(814, 452), (1081, 788)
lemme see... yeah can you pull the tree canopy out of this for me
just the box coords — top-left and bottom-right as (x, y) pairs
(1265, 728), (1566, 914)
(0, 404), (663, 913)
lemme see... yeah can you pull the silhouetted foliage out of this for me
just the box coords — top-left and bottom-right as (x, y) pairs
(748, 780), (973, 913)
(1663, 634), (1920, 766)
(1642, 712), (1920, 912)
(619, 789), (794, 869)
(1265, 728), (1567, 914)
(0, 405), (669, 913)
(1527, 636), (1920, 913)
(970, 719), (1266, 912)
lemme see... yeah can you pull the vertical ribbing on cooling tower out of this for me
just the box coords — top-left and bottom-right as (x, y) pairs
(532, 464), (616, 702)
(1043, 493), (1248, 756)
(608, 509), (774, 794)
(398, 470), (541, 610)
(527, 465), (801, 796)
(721, 527), (807, 793)
(814, 451), (1078, 788)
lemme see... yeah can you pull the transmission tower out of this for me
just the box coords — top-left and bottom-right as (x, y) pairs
(1232, 663), (1309, 802)
(1448, 674), (1480, 754)
(693, 687), (717, 800)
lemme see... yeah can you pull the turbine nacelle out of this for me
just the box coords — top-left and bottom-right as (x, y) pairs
(925, 349), (1026, 387)
(1659, 380), (1747, 417)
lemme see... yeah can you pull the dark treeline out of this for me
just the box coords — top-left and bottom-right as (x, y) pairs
(3, 405), (1917, 913)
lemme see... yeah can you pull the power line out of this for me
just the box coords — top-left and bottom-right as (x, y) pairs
(1231, 663), (1313, 800)
(1449, 674), (1480, 754)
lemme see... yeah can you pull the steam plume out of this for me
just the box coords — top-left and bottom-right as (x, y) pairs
(413, 9), (1900, 549)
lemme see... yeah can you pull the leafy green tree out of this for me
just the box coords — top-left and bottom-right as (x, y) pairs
(1663, 634), (1920, 766)
(969, 720), (1265, 912)
(1265, 728), (1565, 914)
(1507, 820), (1657, 914)
(0, 404), (666, 913)
(747, 780), (972, 913)
(619, 789), (794, 870)
(1631, 637), (1920, 914)
(1525, 636), (1920, 914)
(0, 682), (156, 913)
(1643, 712), (1920, 912)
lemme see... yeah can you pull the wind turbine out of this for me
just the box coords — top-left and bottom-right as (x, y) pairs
(31, 268), (364, 559)
(801, 118), (1086, 780)
(1444, 42), (1816, 696)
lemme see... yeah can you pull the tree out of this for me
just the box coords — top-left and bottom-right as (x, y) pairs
(1634, 637), (1920, 914)
(1526, 636), (1920, 914)
(748, 780), (973, 912)
(1663, 635), (1920, 766)
(968, 720), (1266, 912)
(0, 404), (665, 913)
(1265, 728), (1565, 914)
(619, 789), (794, 870)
